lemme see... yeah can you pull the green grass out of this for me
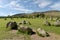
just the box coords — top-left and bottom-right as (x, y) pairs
(0, 18), (60, 40)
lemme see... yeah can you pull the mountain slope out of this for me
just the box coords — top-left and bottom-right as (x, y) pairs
(12, 10), (60, 17)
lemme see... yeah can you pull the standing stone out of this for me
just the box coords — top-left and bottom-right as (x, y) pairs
(54, 20), (60, 26)
(19, 20), (31, 25)
(37, 28), (49, 37)
(6, 21), (18, 30)
(50, 17), (53, 21)
(18, 25), (34, 35)
(44, 21), (51, 26)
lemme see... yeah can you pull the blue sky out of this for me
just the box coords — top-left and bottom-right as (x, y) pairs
(0, 0), (60, 16)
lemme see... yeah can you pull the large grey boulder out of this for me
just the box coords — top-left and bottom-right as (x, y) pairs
(37, 28), (49, 37)
(6, 21), (18, 30)
(50, 17), (53, 21)
(54, 20), (60, 26)
(18, 25), (34, 35)
(44, 21), (51, 26)
(22, 20), (26, 24)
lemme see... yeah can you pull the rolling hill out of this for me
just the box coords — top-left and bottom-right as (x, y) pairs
(10, 10), (60, 17)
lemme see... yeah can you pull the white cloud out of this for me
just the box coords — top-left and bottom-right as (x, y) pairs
(0, 12), (8, 16)
(8, 12), (17, 16)
(50, 2), (60, 10)
(0, 0), (3, 4)
(14, 8), (33, 13)
(0, 0), (33, 13)
(33, 0), (52, 8)
(5, 1), (20, 8)
(0, 5), (3, 7)
(23, 0), (31, 3)
(0, 0), (4, 8)
(7, 1), (33, 13)
(0, 12), (16, 16)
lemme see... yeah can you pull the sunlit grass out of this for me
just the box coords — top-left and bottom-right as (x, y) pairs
(0, 18), (60, 40)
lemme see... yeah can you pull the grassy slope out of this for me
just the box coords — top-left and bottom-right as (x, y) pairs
(0, 18), (60, 40)
(44, 11), (60, 17)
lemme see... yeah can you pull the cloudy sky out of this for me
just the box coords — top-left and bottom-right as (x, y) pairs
(0, 0), (60, 16)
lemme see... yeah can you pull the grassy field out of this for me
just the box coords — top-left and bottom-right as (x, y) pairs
(0, 18), (60, 40)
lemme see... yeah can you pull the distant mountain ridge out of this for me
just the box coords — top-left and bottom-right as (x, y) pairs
(12, 10), (60, 17)
(44, 10), (60, 17)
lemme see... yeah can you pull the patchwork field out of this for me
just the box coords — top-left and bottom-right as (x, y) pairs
(0, 18), (60, 40)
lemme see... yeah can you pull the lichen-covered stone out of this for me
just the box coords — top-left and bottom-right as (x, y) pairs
(54, 20), (60, 26)
(44, 21), (51, 26)
(18, 25), (33, 35)
(37, 28), (49, 37)
(6, 21), (18, 30)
